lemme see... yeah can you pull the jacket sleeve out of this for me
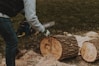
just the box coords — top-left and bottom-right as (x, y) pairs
(23, 0), (45, 32)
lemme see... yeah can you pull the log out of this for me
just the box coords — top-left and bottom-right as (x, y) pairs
(40, 35), (79, 60)
(81, 39), (99, 62)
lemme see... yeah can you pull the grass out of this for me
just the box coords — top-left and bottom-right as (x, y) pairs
(36, 0), (99, 33)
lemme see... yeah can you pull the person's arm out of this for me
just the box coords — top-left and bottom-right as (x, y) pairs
(23, 0), (45, 33)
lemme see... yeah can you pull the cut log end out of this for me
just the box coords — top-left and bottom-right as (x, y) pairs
(81, 41), (97, 62)
(40, 37), (62, 60)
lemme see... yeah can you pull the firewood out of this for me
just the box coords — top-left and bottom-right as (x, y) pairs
(40, 35), (79, 60)
(81, 39), (99, 62)
(74, 35), (93, 48)
(84, 31), (99, 38)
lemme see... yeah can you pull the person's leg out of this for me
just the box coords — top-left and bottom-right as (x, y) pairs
(0, 18), (18, 66)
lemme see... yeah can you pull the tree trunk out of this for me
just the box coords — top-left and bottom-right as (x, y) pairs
(81, 39), (99, 62)
(40, 35), (79, 60)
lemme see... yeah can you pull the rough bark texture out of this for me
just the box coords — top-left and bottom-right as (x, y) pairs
(54, 35), (79, 60)
(40, 35), (79, 60)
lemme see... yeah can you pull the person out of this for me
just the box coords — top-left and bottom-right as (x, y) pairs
(0, 0), (50, 66)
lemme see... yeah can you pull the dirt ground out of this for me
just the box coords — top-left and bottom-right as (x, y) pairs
(61, 56), (99, 66)
(1, 50), (99, 66)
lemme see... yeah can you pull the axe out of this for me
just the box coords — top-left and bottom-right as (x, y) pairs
(34, 21), (55, 35)
(24, 21), (55, 28)
(17, 21), (55, 37)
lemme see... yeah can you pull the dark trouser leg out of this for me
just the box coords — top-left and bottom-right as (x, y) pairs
(0, 18), (18, 66)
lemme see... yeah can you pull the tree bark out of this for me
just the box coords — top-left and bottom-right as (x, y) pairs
(40, 35), (79, 60)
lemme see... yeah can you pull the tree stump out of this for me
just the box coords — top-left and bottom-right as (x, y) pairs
(40, 35), (79, 60)
(81, 39), (99, 62)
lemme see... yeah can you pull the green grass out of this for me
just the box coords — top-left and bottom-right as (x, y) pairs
(36, 0), (99, 33)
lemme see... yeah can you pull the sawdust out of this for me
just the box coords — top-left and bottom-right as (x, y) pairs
(0, 50), (76, 66)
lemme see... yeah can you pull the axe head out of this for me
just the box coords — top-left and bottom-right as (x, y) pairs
(43, 21), (55, 28)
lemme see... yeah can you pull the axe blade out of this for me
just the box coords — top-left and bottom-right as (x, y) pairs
(43, 21), (55, 28)
(24, 21), (55, 28)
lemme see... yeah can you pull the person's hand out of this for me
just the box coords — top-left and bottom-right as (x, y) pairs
(34, 29), (50, 37)
(43, 29), (50, 36)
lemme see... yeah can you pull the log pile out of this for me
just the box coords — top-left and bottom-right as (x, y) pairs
(40, 31), (99, 62)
